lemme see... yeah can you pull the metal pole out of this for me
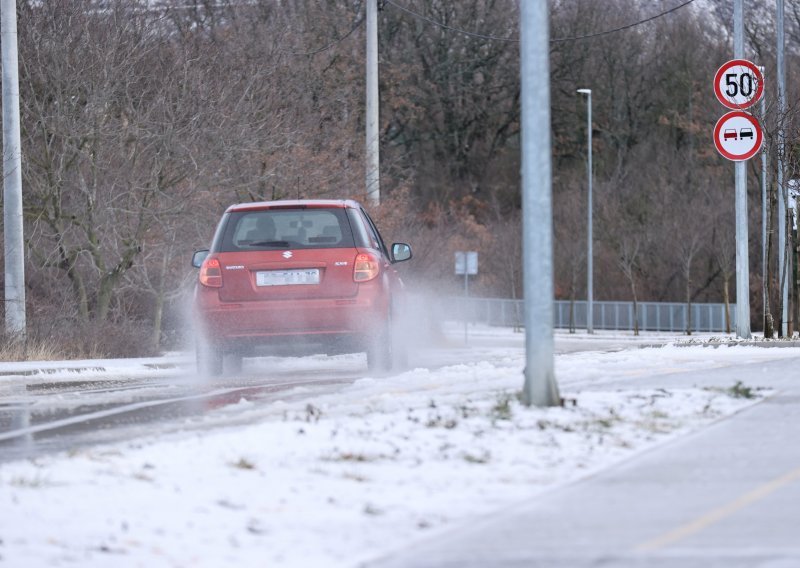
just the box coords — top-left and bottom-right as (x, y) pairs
(365, 0), (380, 206)
(520, 1), (560, 407)
(734, 0), (751, 338)
(777, 0), (787, 336)
(578, 89), (593, 334)
(761, 67), (768, 335)
(2, 0), (26, 336)
(464, 272), (468, 345)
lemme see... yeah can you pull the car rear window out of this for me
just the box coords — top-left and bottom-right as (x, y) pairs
(217, 208), (356, 252)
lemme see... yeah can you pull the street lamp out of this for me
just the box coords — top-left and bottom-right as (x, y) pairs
(577, 88), (593, 334)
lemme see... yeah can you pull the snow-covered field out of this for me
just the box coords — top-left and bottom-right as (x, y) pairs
(1, 328), (796, 568)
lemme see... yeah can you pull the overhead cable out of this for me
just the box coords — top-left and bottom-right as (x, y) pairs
(288, 15), (365, 56)
(383, 0), (696, 43)
(384, 0), (518, 42)
(551, 0), (696, 42)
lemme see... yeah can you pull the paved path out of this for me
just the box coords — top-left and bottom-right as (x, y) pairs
(369, 356), (800, 568)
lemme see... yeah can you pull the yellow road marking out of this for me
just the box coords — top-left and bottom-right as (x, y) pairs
(635, 465), (800, 552)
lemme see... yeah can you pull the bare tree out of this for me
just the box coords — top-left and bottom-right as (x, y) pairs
(20, 2), (195, 321)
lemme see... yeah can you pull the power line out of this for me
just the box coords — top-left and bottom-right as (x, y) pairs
(94, 2), (365, 57)
(383, 0), (696, 43)
(287, 15), (365, 56)
(551, 0), (696, 42)
(384, 0), (519, 42)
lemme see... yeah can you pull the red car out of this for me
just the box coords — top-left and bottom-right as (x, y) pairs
(191, 199), (412, 376)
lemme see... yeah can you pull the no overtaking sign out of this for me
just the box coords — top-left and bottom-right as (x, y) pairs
(713, 111), (763, 162)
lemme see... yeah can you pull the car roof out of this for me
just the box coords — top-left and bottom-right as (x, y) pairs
(225, 199), (362, 213)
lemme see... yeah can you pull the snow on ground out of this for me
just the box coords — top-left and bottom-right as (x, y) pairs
(0, 328), (796, 568)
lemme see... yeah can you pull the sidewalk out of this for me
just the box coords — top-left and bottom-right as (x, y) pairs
(367, 355), (800, 568)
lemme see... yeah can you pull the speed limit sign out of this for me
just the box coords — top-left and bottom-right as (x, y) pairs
(714, 59), (764, 110)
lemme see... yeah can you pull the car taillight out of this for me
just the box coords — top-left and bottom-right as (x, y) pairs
(354, 253), (380, 282)
(199, 257), (223, 288)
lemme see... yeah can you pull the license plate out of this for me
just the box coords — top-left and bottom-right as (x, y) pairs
(256, 269), (320, 287)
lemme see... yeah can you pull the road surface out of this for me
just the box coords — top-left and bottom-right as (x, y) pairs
(0, 329), (638, 464)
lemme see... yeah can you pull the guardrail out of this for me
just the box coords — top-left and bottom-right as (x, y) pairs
(441, 297), (736, 333)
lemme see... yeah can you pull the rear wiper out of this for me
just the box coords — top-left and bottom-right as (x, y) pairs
(247, 240), (291, 247)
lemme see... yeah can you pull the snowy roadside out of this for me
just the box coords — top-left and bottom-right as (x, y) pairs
(0, 337), (795, 568)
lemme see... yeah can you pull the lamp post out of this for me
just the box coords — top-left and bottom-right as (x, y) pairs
(365, 0), (380, 205)
(577, 88), (593, 334)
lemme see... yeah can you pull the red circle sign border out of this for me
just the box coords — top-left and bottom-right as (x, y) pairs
(713, 111), (763, 162)
(714, 59), (764, 110)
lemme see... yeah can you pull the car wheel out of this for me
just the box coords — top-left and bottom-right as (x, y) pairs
(392, 333), (409, 371)
(196, 340), (223, 377)
(366, 325), (392, 372)
(225, 352), (244, 374)
(389, 305), (410, 371)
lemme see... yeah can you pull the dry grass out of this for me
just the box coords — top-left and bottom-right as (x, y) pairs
(0, 320), (155, 362)
(0, 336), (66, 362)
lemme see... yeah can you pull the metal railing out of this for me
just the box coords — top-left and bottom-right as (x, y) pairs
(441, 297), (736, 333)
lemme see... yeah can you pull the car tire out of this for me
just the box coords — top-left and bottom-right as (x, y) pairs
(225, 352), (244, 374)
(390, 304), (410, 371)
(392, 334), (409, 371)
(196, 340), (223, 377)
(366, 325), (392, 372)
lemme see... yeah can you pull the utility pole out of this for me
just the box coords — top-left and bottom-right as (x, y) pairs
(520, 1), (560, 407)
(365, 0), (380, 206)
(734, 0), (751, 338)
(577, 88), (593, 334)
(776, 0), (788, 336)
(2, 0), (26, 337)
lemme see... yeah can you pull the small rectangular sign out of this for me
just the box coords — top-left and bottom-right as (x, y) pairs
(455, 251), (478, 275)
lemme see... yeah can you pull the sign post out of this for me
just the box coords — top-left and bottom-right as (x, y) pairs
(455, 251), (478, 344)
(713, 55), (763, 339)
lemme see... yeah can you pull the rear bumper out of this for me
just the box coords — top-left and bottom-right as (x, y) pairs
(193, 286), (388, 347)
